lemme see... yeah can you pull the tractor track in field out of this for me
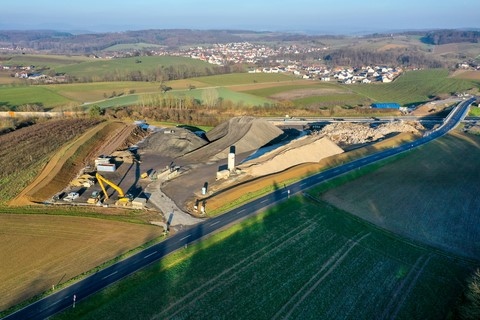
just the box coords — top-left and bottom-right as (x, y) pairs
(155, 218), (321, 320)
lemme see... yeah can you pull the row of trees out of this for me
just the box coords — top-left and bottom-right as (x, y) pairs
(322, 48), (446, 69)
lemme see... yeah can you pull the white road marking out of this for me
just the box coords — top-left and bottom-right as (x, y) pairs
(179, 234), (191, 242)
(102, 271), (118, 279)
(300, 183), (307, 187)
(50, 297), (69, 306)
(143, 251), (157, 259)
(209, 221), (220, 227)
(238, 209), (246, 213)
(261, 199), (268, 203)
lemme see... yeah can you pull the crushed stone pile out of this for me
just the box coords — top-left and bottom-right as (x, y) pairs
(317, 121), (424, 146)
(180, 116), (283, 162)
(142, 127), (208, 158)
(239, 135), (344, 177)
(376, 121), (424, 136)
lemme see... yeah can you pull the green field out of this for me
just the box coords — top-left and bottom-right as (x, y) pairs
(0, 85), (73, 109)
(469, 106), (480, 116)
(322, 131), (480, 260)
(1, 54), (92, 69)
(193, 72), (296, 86)
(54, 195), (473, 319)
(55, 56), (214, 80)
(88, 86), (273, 109)
(349, 69), (477, 105)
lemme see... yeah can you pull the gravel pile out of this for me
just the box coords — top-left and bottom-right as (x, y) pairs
(317, 121), (424, 146)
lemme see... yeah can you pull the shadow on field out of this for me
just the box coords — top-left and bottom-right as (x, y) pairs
(54, 193), (306, 319)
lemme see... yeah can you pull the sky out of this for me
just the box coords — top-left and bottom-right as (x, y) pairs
(1, 0), (479, 34)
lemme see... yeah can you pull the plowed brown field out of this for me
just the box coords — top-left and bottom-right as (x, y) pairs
(9, 120), (145, 205)
(0, 118), (102, 204)
(0, 213), (163, 311)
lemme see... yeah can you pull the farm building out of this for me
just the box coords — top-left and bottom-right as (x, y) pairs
(371, 103), (401, 109)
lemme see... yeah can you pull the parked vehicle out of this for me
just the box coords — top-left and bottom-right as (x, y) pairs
(63, 192), (80, 202)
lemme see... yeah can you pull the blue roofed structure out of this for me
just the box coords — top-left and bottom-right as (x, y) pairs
(371, 103), (401, 109)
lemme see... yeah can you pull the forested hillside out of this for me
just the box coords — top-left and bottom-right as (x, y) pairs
(421, 30), (480, 45)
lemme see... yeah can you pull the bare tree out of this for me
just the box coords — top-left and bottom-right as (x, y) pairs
(202, 88), (219, 109)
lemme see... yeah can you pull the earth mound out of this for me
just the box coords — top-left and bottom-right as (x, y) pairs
(180, 116), (283, 162)
(142, 127), (208, 158)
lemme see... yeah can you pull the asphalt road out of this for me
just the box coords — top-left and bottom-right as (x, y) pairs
(2, 97), (476, 320)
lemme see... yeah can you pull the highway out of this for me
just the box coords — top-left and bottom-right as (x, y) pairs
(2, 97), (476, 320)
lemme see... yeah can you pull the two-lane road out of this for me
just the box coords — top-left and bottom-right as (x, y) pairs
(3, 97), (476, 320)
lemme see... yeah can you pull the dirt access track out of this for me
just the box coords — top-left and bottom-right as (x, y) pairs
(10, 121), (143, 206)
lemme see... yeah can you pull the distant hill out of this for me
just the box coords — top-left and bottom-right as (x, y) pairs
(421, 30), (480, 45)
(0, 29), (314, 54)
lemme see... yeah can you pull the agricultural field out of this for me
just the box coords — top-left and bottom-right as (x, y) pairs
(53, 197), (474, 320)
(193, 72), (296, 86)
(349, 69), (477, 105)
(0, 212), (164, 312)
(54, 56), (214, 80)
(0, 118), (102, 204)
(0, 85), (74, 109)
(1, 65), (477, 112)
(452, 70), (480, 81)
(322, 131), (480, 260)
(46, 81), (161, 104)
(1, 54), (92, 70)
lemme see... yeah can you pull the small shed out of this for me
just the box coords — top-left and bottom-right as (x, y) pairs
(371, 103), (401, 109)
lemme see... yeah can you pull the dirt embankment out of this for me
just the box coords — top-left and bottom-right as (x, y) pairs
(10, 122), (148, 205)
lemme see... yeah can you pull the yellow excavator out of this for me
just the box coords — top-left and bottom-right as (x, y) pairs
(95, 173), (133, 205)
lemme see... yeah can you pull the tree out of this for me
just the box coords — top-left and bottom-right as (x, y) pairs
(202, 88), (219, 109)
(160, 84), (172, 93)
(459, 269), (480, 320)
(89, 105), (103, 118)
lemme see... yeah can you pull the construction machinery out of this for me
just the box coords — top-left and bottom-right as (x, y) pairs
(95, 173), (133, 205)
(87, 190), (102, 204)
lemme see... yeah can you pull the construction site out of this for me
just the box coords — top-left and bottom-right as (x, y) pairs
(35, 115), (425, 231)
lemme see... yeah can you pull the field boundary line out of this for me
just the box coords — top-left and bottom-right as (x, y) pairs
(156, 218), (322, 319)
(273, 232), (370, 320)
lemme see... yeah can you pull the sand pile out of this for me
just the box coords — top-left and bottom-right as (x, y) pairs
(180, 116), (283, 162)
(239, 135), (344, 177)
(142, 127), (208, 158)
